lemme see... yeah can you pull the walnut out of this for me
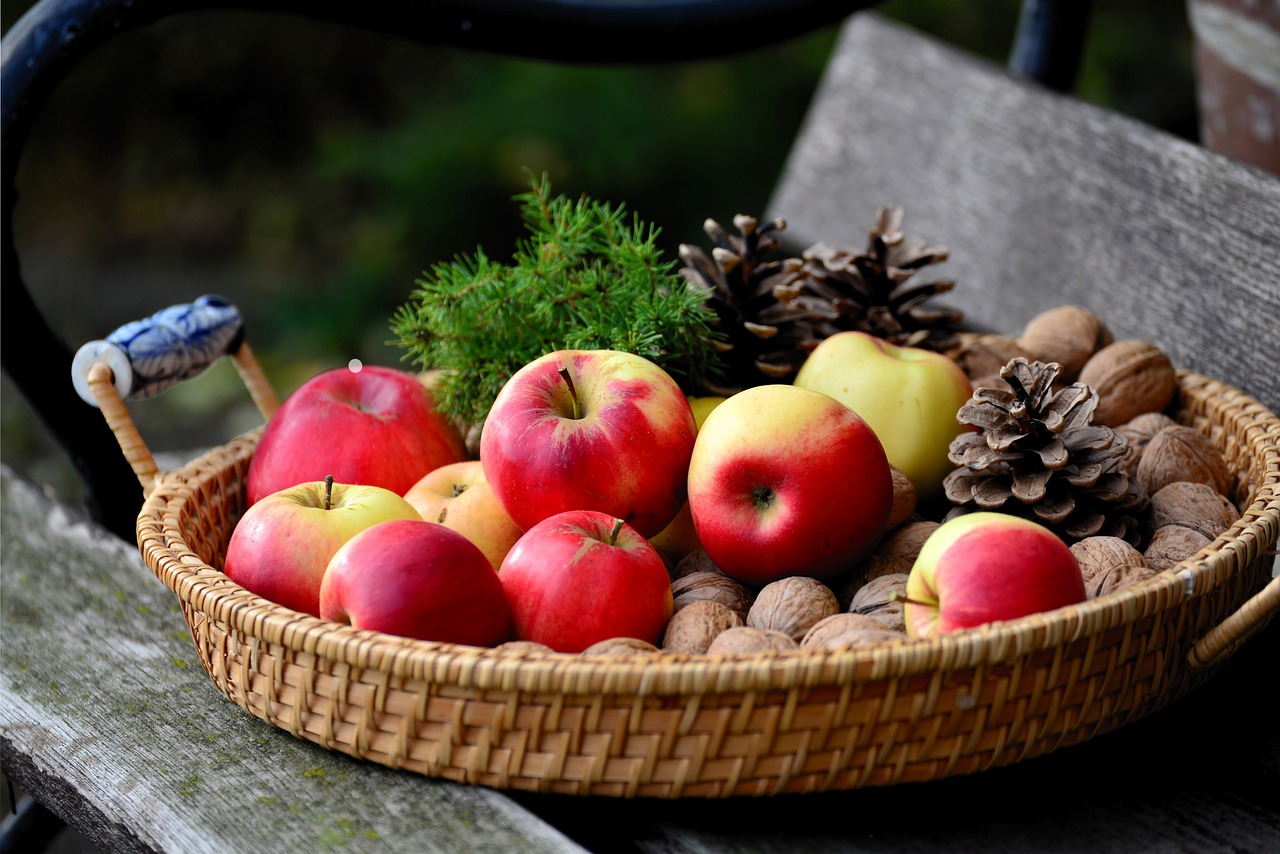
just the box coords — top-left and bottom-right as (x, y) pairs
(660, 600), (742, 654)
(887, 467), (918, 530)
(1077, 340), (1178, 427)
(1069, 536), (1149, 596)
(1087, 563), (1160, 598)
(746, 576), (839, 643)
(1116, 412), (1179, 477)
(705, 626), (799, 655)
(1016, 305), (1113, 379)
(800, 613), (904, 650)
(1136, 425), (1233, 497)
(1145, 481), (1238, 541)
(847, 572), (908, 633)
(494, 640), (557, 655)
(857, 520), (939, 587)
(1144, 524), (1212, 572)
(671, 571), (755, 621)
(673, 548), (727, 580)
(952, 333), (1038, 388)
(582, 637), (661, 657)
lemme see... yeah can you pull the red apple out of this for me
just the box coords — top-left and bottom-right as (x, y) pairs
(499, 510), (673, 652)
(403, 460), (522, 571)
(247, 364), (467, 505)
(793, 331), (974, 502)
(903, 512), (1086, 637)
(224, 477), (421, 616)
(480, 349), (697, 538)
(319, 518), (511, 645)
(686, 384), (893, 586)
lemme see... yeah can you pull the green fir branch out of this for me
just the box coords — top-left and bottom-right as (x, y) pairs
(391, 174), (725, 430)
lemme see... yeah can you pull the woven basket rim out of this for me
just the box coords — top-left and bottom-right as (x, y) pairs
(136, 371), (1280, 696)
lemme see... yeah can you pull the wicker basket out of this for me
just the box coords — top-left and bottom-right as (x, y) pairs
(131, 371), (1279, 798)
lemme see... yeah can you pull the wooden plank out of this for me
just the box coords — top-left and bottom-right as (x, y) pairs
(0, 465), (586, 854)
(769, 13), (1280, 414)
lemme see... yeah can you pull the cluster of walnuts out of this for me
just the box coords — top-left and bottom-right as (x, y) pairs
(497, 305), (1241, 658)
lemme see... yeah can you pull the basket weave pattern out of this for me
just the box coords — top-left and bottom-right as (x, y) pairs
(137, 373), (1280, 797)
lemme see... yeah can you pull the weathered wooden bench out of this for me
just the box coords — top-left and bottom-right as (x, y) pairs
(4, 6), (1280, 854)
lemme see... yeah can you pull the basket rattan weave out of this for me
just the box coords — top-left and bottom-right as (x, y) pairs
(135, 371), (1280, 797)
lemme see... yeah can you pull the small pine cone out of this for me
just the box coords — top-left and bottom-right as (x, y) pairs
(943, 358), (1148, 546)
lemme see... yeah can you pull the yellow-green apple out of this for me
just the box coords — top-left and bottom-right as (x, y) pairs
(793, 331), (973, 502)
(499, 510), (673, 652)
(403, 460), (522, 571)
(686, 384), (893, 586)
(247, 364), (467, 505)
(224, 477), (421, 616)
(319, 518), (511, 645)
(903, 512), (1085, 636)
(648, 395), (727, 564)
(480, 349), (697, 538)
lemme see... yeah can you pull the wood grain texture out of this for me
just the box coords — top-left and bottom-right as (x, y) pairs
(0, 466), (585, 854)
(769, 13), (1280, 414)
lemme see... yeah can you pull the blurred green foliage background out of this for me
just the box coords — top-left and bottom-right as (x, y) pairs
(1, 1), (1197, 502)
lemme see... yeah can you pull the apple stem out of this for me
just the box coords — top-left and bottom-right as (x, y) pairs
(558, 366), (581, 420)
(324, 475), (334, 511)
(608, 517), (625, 546)
(889, 591), (934, 608)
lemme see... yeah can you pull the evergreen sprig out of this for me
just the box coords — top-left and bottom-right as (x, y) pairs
(391, 174), (725, 430)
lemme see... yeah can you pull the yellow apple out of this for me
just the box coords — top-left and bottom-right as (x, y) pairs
(648, 395), (726, 563)
(404, 460), (523, 571)
(793, 331), (973, 502)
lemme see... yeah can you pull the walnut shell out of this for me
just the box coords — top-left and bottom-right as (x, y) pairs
(1116, 412), (1179, 477)
(1069, 536), (1149, 594)
(800, 613), (904, 649)
(705, 626), (799, 655)
(673, 548), (727, 580)
(661, 600), (743, 654)
(746, 576), (839, 643)
(1145, 481), (1238, 541)
(1016, 305), (1113, 379)
(887, 467), (918, 530)
(1135, 425), (1233, 497)
(582, 637), (661, 657)
(847, 572), (909, 633)
(951, 333), (1037, 388)
(671, 571), (755, 622)
(1144, 524), (1212, 572)
(494, 640), (557, 655)
(862, 520), (939, 582)
(1077, 340), (1177, 427)
(1086, 563), (1160, 598)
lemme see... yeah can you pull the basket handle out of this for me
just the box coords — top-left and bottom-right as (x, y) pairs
(70, 295), (279, 491)
(1187, 571), (1280, 670)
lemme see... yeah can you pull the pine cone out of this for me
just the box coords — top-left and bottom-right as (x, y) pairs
(943, 358), (1149, 546)
(678, 215), (813, 393)
(793, 205), (963, 351)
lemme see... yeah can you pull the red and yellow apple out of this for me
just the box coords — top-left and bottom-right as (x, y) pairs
(499, 510), (673, 652)
(903, 512), (1086, 636)
(793, 331), (973, 502)
(686, 384), (893, 586)
(224, 477), (421, 616)
(319, 518), (511, 645)
(247, 364), (467, 505)
(403, 460), (522, 571)
(479, 349), (697, 538)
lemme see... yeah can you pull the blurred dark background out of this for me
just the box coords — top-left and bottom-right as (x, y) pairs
(0, 0), (1199, 504)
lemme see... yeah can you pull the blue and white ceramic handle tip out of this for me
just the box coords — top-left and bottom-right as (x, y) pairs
(72, 294), (246, 406)
(70, 295), (279, 491)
